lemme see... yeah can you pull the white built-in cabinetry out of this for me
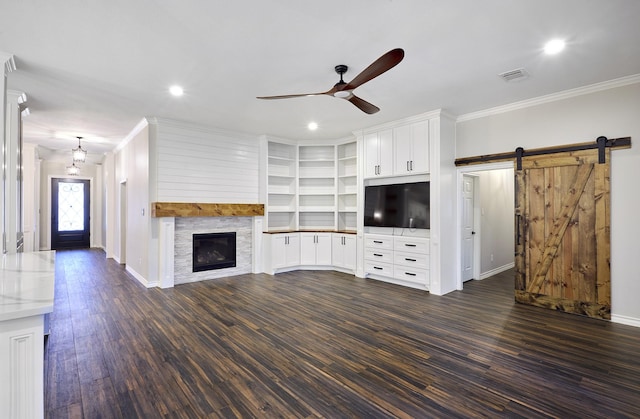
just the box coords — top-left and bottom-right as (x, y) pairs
(357, 110), (456, 295)
(262, 233), (300, 273)
(300, 232), (332, 265)
(364, 234), (430, 290)
(262, 138), (358, 275)
(393, 120), (429, 175)
(364, 120), (429, 179)
(332, 233), (357, 271)
(363, 129), (393, 177)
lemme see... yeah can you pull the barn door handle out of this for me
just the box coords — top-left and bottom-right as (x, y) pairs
(516, 215), (521, 245)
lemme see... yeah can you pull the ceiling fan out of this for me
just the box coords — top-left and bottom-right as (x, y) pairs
(257, 48), (405, 114)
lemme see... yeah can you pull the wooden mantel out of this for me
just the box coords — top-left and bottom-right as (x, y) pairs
(151, 202), (264, 218)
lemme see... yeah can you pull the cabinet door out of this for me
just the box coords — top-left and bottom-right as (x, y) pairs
(363, 132), (380, 178)
(393, 124), (413, 174)
(378, 129), (394, 176)
(285, 234), (300, 266)
(332, 234), (345, 267)
(410, 120), (429, 173)
(271, 235), (288, 269)
(299, 233), (316, 265)
(342, 235), (357, 270)
(315, 233), (333, 265)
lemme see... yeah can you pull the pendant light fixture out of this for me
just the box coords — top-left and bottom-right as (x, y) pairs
(66, 161), (80, 176)
(72, 136), (87, 163)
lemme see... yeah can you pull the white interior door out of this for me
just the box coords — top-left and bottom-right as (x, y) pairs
(461, 175), (475, 282)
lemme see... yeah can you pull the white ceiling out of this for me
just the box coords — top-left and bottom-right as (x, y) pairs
(2, 0), (640, 164)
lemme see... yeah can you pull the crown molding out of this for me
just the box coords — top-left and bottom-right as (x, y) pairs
(0, 52), (16, 74)
(457, 74), (640, 123)
(355, 108), (446, 136)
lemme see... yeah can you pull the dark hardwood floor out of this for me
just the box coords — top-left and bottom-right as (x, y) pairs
(45, 249), (640, 418)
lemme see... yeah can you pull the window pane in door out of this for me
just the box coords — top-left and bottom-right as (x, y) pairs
(58, 182), (85, 231)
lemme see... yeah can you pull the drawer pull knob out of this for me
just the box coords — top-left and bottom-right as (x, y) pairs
(405, 258), (416, 262)
(373, 240), (383, 244)
(374, 266), (383, 270)
(405, 244), (417, 247)
(405, 272), (417, 276)
(374, 253), (383, 257)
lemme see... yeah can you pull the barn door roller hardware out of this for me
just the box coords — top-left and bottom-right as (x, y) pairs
(454, 136), (631, 168)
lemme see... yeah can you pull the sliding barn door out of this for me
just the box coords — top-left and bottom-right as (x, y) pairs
(515, 148), (610, 319)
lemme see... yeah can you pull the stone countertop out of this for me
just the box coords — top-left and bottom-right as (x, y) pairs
(0, 251), (55, 322)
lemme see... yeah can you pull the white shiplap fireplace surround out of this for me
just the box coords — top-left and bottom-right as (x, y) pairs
(154, 203), (264, 288)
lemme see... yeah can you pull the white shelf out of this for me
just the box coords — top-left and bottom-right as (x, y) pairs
(266, 140), (357, 232)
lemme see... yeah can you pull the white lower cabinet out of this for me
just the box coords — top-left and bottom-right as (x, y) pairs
(332, 233), (357, 272)
(263, 233), (300, 274)
(364, 233), (430, 290)
(300, 232), (332, 265)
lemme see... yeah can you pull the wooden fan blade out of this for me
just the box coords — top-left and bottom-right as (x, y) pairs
(257, 86), (337, 100)
(257, 92), (325, 100)
(348, 95), (380, 114)
(343, 48), (404, 91)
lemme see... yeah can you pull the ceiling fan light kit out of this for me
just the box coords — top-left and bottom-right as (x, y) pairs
(257, 48), (405, 114)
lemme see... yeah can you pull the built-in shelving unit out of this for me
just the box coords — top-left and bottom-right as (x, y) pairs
(298, 145), (336, 230)
(263, 139), (357, 233)
(337, 142), (357, 232)
(266, 141), (297, 231)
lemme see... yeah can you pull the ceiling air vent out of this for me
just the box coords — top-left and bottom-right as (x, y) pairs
(498, 68), (529, 82)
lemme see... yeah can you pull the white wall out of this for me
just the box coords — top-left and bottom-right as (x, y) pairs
(456, 79), (640, 325)
(152, 118), (260, 203)
(109, 123), (150, 283)
(476, 169), (514, 276)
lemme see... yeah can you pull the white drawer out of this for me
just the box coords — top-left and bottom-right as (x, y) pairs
(364, 235), (393, 250)
(364, 248), (393, 264)
(394, 266), (429, 285)
(365, 260), (394, 276)
(394, 251), (429, 269)
(394, 237), (429, 253)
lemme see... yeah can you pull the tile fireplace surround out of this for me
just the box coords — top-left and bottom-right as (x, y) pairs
(153, 203), (264, 288)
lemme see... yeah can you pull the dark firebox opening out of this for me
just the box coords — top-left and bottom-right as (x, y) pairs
(192, 232), (236, 272)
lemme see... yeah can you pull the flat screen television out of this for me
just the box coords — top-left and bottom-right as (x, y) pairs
(364, 181), (430, 229)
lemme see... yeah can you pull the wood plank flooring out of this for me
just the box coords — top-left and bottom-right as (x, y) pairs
(45, 249), (640, 418)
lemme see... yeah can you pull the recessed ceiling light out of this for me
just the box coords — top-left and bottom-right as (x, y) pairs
(169, 85), (184, 96)
(308, 122), (318, 131)
(544, 39), (565, 55)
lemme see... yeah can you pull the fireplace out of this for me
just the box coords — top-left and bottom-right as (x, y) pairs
(192, 232), (236, 272)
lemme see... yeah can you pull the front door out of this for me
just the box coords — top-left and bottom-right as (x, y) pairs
(514, 148), (610, 319)
(51, 178), (90, 249)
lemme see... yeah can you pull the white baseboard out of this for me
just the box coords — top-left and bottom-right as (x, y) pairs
(125, 265), (157, 288)
(479, 262), (515, 280)
(611, 314), (640, 328)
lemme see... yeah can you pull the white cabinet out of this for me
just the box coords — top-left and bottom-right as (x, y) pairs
(300, 232), (332, 265)
(332, 233), (357, 271)
(263, 233), (300, 274)
(393, 236), (430, 286)
(393, 120), (429, 175)
(363, 129), (393, 177)
(363, 120), (429, 179)
(364, 233), (430, 290)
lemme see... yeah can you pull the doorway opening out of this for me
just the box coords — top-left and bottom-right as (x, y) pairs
(456, 162), (515, 290)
